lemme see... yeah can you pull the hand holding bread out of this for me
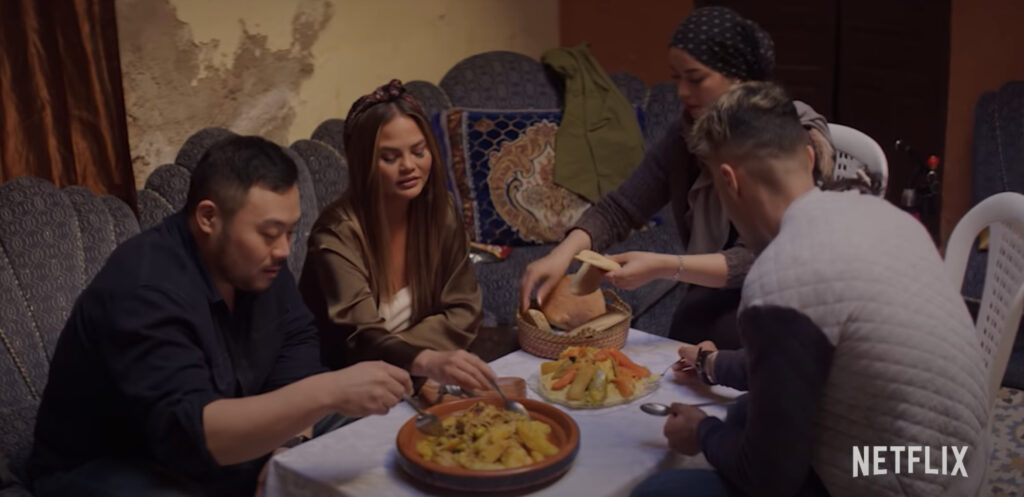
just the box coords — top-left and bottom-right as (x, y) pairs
(570, 250), (621, 295)
(521, 250), (632, 337)
(602, 251), (678, 291)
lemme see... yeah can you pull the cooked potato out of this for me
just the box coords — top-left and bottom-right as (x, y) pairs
(517, 421), (559, 456)
(540, 360), (563, 375)
(567, 363), (596, 401)
(416, 402), (557, 470)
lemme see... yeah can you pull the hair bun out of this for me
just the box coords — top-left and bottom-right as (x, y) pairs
(384, 79), (404, 97)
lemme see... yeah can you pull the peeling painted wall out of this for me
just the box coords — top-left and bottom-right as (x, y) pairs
(116, 0), (559, 188)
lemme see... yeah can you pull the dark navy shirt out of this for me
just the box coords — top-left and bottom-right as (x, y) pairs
(29, 212), (324, 496)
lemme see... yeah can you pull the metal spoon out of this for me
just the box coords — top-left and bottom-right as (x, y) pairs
(403, 394), (443, 436)
(641, 402), (673, 416)
(441, 384), (477, 398)
(640, 400), (736, 416)
(486, 376), (531, 419)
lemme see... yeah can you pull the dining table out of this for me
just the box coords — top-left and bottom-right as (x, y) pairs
(264, 329), (742, 497)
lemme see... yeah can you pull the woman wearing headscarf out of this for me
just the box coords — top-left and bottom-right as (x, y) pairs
(519, 7), (834, 349)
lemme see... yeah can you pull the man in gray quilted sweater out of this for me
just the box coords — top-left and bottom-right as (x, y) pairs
(633, 82), (989, 497)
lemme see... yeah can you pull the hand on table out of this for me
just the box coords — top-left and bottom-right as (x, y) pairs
(329, 361), (412, 416)
(673, 341), (717, 384)
(411, 349), (496, 392)
(663, 403), (708, 456)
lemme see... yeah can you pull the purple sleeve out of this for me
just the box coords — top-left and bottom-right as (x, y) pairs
(711, 348), (748, 391)
(697, 305), (835, 496)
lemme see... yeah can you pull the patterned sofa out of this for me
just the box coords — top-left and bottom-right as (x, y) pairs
(970, 81), (1024, 388)
(0, 177), (140, 496)
(314, 51), (687, 334)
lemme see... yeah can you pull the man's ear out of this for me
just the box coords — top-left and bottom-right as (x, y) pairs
(720, 162), (740, 196)
(805, 144), (816, 175)
(194, 200), (221, 236)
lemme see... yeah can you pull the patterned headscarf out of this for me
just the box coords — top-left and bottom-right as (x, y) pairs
(344, 79), (425, 147)
(670, 7), (775, 82)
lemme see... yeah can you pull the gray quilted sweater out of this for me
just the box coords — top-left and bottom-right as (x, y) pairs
(741, 189), (988, 497)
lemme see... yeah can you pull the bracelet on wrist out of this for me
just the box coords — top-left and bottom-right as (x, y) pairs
(696, 348), (716, 385)
(672, 254), (684, 281)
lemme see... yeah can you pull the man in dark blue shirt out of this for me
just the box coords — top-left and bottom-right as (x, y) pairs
(29, 136), (412, 497)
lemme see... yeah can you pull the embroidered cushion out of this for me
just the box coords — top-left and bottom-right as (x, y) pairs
(432, 107), (644, 246)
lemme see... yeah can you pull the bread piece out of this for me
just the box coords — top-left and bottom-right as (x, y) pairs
(526, 309), (553, 333)
(565, 312), (628, 337)
(570, 251), (621, 295)
(541, 275), (607, 330)
(574, 250), (621, 271)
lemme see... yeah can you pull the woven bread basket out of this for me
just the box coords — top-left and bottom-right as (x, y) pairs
(516, 289), (632, 359)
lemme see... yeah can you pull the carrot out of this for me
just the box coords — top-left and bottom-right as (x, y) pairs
(611, 377), (635, 397)
(551, 367), (577, 390)
(608, 349), (651, 378)
(607, 348), (637, 368)
(593, 349), (610, 361)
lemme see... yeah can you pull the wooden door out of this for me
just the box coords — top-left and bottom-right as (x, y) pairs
(697, 0), (951, 239)
(696, 0), (839, 119)
(835, 0), (950, 238)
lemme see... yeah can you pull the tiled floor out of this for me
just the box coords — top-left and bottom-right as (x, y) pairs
(989, 387), (1024, 496)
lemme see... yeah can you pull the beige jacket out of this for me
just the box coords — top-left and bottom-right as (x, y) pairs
(299, 199), (482, 370)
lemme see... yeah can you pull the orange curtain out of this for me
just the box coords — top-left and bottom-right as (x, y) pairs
(0, 0), (136, 207)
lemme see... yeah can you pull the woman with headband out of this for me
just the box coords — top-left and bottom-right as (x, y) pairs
(300, 80), (495, 392)
(519, 7), (834, 349)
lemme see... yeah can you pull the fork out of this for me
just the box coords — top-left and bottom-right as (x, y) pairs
(403, 394), (443, 436)
(486, 377), (531, 419)
(660, 359), (695, 378)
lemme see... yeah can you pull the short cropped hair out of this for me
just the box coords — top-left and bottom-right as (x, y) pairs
(185, 136), (298, 218)
(689, 81), (808, 169)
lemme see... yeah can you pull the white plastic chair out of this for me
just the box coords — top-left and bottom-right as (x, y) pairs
(944, 192), (1024, 407)
(827, 123), (889, 197)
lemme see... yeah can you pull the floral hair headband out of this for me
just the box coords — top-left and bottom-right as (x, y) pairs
(343, 79), (425, 146)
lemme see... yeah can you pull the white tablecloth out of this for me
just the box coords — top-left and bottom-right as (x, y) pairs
(265, 329), (741, 497)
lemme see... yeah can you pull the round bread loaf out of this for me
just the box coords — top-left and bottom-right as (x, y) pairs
(540, 275), (607, 330)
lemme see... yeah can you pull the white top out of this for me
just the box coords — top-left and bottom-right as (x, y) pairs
(378, 287), (412, 333)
